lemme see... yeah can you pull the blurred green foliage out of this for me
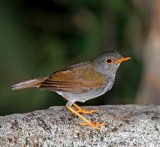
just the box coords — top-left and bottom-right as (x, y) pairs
(0, 0), (144, 115)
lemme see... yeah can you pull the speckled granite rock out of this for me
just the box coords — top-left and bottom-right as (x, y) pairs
(0, 105), (160, 146)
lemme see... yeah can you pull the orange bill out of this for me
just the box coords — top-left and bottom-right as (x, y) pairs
(115, 57), (131, 63)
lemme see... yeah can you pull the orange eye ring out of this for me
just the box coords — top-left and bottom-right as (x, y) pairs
(106, 58), (113, 64)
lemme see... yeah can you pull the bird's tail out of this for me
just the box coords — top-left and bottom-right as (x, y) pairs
(12, 77), (48, 90)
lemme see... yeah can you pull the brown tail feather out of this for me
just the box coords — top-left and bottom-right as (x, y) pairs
(12, 77), (48, 90)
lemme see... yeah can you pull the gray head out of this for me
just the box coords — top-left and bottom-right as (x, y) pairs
(92, 51), (131, 77)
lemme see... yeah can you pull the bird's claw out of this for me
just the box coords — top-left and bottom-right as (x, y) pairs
(77, 109), (98, 114)
(79, 121), (105, 130)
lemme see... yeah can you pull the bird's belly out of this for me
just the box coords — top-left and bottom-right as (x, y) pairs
(60, 80), (114, 103)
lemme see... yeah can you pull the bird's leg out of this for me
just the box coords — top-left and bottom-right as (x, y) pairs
(73, 103), (98, 114)
(66, 105), (102, 130)
(62, 96), (97, 114)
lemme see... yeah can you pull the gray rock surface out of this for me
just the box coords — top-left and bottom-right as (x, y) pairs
(0, 105), (160, 146)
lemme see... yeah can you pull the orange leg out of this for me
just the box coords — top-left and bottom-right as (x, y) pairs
(73, 103), (98, 114)
(66, 105), (103, 130)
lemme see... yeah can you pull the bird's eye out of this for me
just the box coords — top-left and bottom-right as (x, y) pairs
(106, 58), (113, 64)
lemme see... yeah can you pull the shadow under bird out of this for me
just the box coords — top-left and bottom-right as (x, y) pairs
(12, 51), (131, 130)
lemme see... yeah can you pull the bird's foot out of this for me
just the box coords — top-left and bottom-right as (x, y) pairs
(77, 109), (98, 114)
(73, 103), (98, 114)
(66, 105), (102, 130)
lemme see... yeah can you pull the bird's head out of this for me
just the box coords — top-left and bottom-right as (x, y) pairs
(93, 51), (131, 77)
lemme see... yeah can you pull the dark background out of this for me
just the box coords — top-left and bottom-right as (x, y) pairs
(1, 0), (159, 116)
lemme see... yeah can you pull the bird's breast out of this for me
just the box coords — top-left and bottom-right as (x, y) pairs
(100, 79), (115, 95)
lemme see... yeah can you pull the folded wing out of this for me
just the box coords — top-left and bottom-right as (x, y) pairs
(39, 63), (105, 93)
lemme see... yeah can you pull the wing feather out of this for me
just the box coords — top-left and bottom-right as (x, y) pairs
(39, 63), (105, 93)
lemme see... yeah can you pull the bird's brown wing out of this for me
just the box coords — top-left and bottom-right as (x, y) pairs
(39, 64), (105, 93)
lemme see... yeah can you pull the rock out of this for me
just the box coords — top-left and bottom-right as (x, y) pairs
(0, 105), (160, 146)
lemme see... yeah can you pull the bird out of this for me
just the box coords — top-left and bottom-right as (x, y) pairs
(12, 51), (131, 130)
